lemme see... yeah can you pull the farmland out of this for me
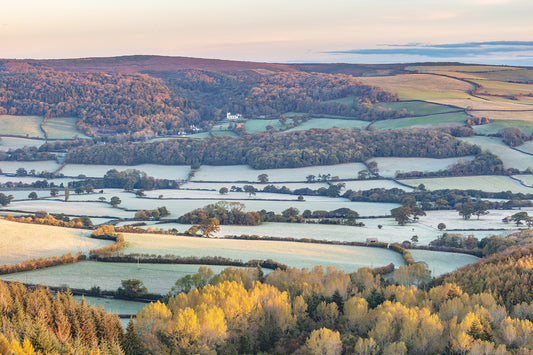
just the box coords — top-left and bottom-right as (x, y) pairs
(285, 118), (369, 132)
(0, 115), (44, 138)
(374, 100), (460, 116)
(42, 117), (90, 139)
(0, 137), (42, 151)
(0, 160), (60, 175)
(398, 175), (533, 194)
(0, 219), (109, 264)
(460, 136), (533, 170)
(373, 112), (468, 130)
(370, 156), (475, 178)
(409, 249), (479, 277)
(59, 163), (191, 179)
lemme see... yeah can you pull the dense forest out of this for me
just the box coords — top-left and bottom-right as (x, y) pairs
(66, 128), (479, 168)
(0, 62), (404, 136)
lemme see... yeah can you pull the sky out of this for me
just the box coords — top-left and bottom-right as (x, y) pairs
(1, 0), (533, 65)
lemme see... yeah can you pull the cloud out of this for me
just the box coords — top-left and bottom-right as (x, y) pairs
(328, 41), (533, 59)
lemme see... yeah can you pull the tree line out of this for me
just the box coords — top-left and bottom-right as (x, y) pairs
(66, 128), (480, 168)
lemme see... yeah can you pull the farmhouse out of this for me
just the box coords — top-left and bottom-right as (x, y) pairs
(226, 112), (243, 120)
(366, 237), (379, 243)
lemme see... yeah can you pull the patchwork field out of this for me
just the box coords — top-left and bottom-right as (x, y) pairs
(140, 189), (324, 201)
(59, 164), (191, 180)
(286, 118), (369, 132)
(117, 233), (406, 272)
(0, 137), (43, 151)
(191, 163), (367, 182)
(409, 249), (479, 277)
(473, 120), (533, 136)
(0, 219), (110, 264)
(341, 179), (413, 192)
(42, 117), (89, 139)
(375, 101), (460, 116)
(0, 160), (61, 175)
(358, 74), (474, 101)
(373, 112), (468, 130)
(0, 262), (235, 295)
(176, 181), (330, 191)
(460, 136), (533, 170)
(398, 175), (533, 194)
(0, 115), (44, 138)
(118, 197), (399, 218)
(369, 156), (475, 178)
(2, 200), (134, 219)
(244, 119), (293, 133)
(0, 176), (77, 186)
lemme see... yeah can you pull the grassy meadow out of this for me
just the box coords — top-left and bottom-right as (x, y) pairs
(42, 117), (90, 139)
(398, 175), (533, 194)
(0, 115), (44, 138)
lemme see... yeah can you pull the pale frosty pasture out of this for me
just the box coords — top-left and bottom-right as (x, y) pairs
(342, 179), (413, 192)
(420, 209), (520, 232)
(119, 233), (406, 272)
(373, 112), (467, 130)
(0, 219), (110, 264)
(0, 160), (61, 174)
(285, 118), (369, 132)
(118, 197), (400, 218)
(369, 156), (475, 178)
(2, 189), (52, 200)
(191, 163), (367, 182)
(140, 189), (340, 201)
(0, 137), (43, 151)
(0, 261), (234, 295)
(473, 119), (533, 136)
(398, 175), (533, 194)
(59, 164), (190, 180)
(2, 200), (134, 219)
(73, 296), (147, 318)
(0, 176), (77, 186)
(460, 136), (533, 170)
(0, 115), (44, 138)
(512, 174), (533, 187)
(66, 189), (138, 205)
(409, 249), (479, 277)
(42, 117), (90, 139)
(176, 182), (330, 191)
(375, 101), (459, 116)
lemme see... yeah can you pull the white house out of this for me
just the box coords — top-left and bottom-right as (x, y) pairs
(226, 112), (243, 120)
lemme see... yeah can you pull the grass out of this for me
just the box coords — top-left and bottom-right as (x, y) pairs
(407, 65), (518, 73)
(42, 117), (90, 139)
(0, 115), (44, 138)
(73, 296), (147, 316)
(0, 219), (110, 264)
(473, 120), (533, 136)
(398, 175), (533, 194)
(177, 182), (330, 191)
(285, 118), (369, 132)
(117, 233), (406, 272)
(473, 79), (533, 96)
(244, 119), (293, 133)
(375, 101), (460, 116)
(0, 261), (234, 295)
(358, 74), (473, 101)
(4, 200), (134, 219)
(59, 164), (191, 180)
(341, 179), (413, 192)
(0, 160), (60, 174)
(512, 175), (533, 187)
(470, 110), (533, 122)
(191, 163), (368, 182)
(373, 112), (468, 130)
(516, 140), (533, 154)
(0, 137), (44, 151)
(409, 249), (479, 277)
(369, 156), (475, 178)
(473, 68), (533, 83)
(460, 136), (533, 170)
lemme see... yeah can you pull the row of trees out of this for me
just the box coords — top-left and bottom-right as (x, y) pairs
(66, 128), (480, 168)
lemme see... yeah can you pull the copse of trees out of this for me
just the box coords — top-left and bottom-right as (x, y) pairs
(66, 128), (480, 168)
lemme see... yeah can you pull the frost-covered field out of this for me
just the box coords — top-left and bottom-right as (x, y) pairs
(73, 296), (147, 317)
(0, 176), (77, 185)
(512, 174), (533, 187)
(398, 175), (533, 194)
(2, 200), (134, 219)
(342, 179), (413, 192)
(118, 198), (400, 218)
(460, 136), (533, 170)
(420, 209), (519, 232)
(0, 115), (44, 138)
(369, 156), (475, 178)
(285, 118), (369, 132)
(516, 140), (533, 154)
(0, 137), (43, 151)
(140, 189), (338, 201)
(0, 160), (61, 174)
(0, 262), (234, 295)
(0, 219), (110, 264)
(66, 189), (138, 205)
(42, 117), (89, 139)
(409, 249), (479, 277)
(191, 164), (367, 182)
(2, 189), (52, 200)
(119, 233), (406, 272)
(59, 164), (191, 180)
(175, 182), (330, 191)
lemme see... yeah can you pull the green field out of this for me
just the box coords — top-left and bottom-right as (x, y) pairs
(375, 101), (460, 116)
(399, 175), (533, 194)
(0, 261), (235, 295)
(472, 68), (533, 83)
(460, 136), (533, 170)
(409, 249), (479, 277)
(473, 119), (533, 135)
(474, 79), (533, 96)
(373, 112), (468, 130)
(118, 233), (406, 272)
(285, 118), (369, 132)
(244, 119), (294, 133)
(42, 117), (89, 139)
(370, 156), (475, 178)
(0, 137), (43, 151)
(0, 115), (44, 138)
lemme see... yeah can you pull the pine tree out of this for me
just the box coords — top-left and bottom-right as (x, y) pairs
(122, 320), (144, 355)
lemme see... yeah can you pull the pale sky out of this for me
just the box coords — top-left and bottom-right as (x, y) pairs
(1, 0), (533, 64)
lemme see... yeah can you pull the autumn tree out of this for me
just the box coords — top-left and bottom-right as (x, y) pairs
(199, 218), (220, 237)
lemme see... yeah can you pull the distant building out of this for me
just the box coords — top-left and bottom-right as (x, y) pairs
(226, 112), (243, 120)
